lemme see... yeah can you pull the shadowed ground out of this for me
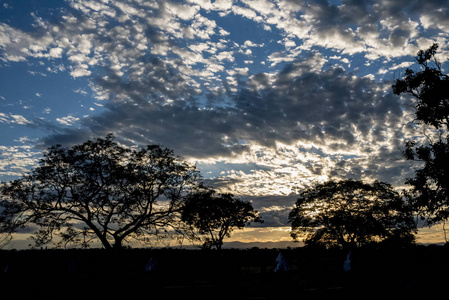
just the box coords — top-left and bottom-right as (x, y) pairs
(0, 246), (446, 299)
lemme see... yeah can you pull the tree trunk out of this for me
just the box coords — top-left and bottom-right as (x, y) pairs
(100, 237), (113, 250)
(112, 237), (123, 251)
(83, 219), (113, 250)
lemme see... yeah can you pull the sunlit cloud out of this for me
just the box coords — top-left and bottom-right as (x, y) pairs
(0, 145), (41, 179)
(0, 113), (32, 125)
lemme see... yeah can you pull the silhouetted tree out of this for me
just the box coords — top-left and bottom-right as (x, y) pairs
(393, 43), (449, 227)
(288, 180), (416, 249)
(393, 43), (449, 129)
(0, 134), (200, 250)
(182, 186), (262, 250)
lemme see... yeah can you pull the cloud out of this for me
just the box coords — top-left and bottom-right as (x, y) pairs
(187, 0), (233, 12)
(166, 2), (200, 20)
(0, 23), (51, 62)
(1, 0), (447, 74)
(227, 67), (249, 76)
(1, 1), (446, 193)
(0, 113), (32, 125)
(56, 114), (80, 126)
(0, 145), (41, 179)
(70, 65), (91, 78)
(225, 0), (447, 61)
(40, 51), (414, 195)
(232, 5), (259, 20)
(243, 40), (263, 48)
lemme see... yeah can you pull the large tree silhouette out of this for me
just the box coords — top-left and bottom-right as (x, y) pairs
(0, 134), (200, 250)
(289, 180), (416, 249)
(393, 43), (449, 227)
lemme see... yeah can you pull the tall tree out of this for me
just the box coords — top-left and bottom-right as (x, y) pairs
(182, 186), (262, 250)
(0, 134), (200, 250)
(288, 180), (416, 249)
(393, 43), (449, 227)
(393, 43), (449, 129)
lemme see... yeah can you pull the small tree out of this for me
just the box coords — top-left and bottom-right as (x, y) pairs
(288, 180), (416, 249)
(182, 187), (262, 250)
(0, 134), (200, 250)
(392, 43), (449, 229)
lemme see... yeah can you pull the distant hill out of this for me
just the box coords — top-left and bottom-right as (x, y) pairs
(4, 239), (303, 250)
(222, 240), (303, 249)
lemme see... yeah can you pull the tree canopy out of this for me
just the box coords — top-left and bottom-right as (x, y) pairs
(288, 180), (416, 249)
(182, 186), (262, 250)
(393, 43), (449, 226)
(0, 134), (200, 249)
(393, 43), (449, 129)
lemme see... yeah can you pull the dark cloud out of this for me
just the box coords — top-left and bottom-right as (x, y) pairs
(240, 64), (403, 149)
(38, 52), (417, 197)
(280, 0), (449, 57)
(42, 101), (248, 158)
(241, 195), (296, 228)
(93, 56), (199, 105)
(42, 53), (406, 162)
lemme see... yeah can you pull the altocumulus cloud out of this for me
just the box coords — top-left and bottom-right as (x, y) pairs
(43, 54), (413, 187)
(1, 0), (449, 233)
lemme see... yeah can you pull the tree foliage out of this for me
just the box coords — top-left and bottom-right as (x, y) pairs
(393, 43), (449, 129)
(393, 43), (449, 225)
(182, 186), (262, 250)
(288, 180), (416, 249)
(0, 134), (200, 250)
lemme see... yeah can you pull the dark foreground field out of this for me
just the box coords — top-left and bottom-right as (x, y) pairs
(1, 245), (448, 299)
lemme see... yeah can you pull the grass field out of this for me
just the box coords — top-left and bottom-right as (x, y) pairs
(1, 245), (447, 299)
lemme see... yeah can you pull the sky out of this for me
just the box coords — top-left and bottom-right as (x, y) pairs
(1, 0), (449, 247)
